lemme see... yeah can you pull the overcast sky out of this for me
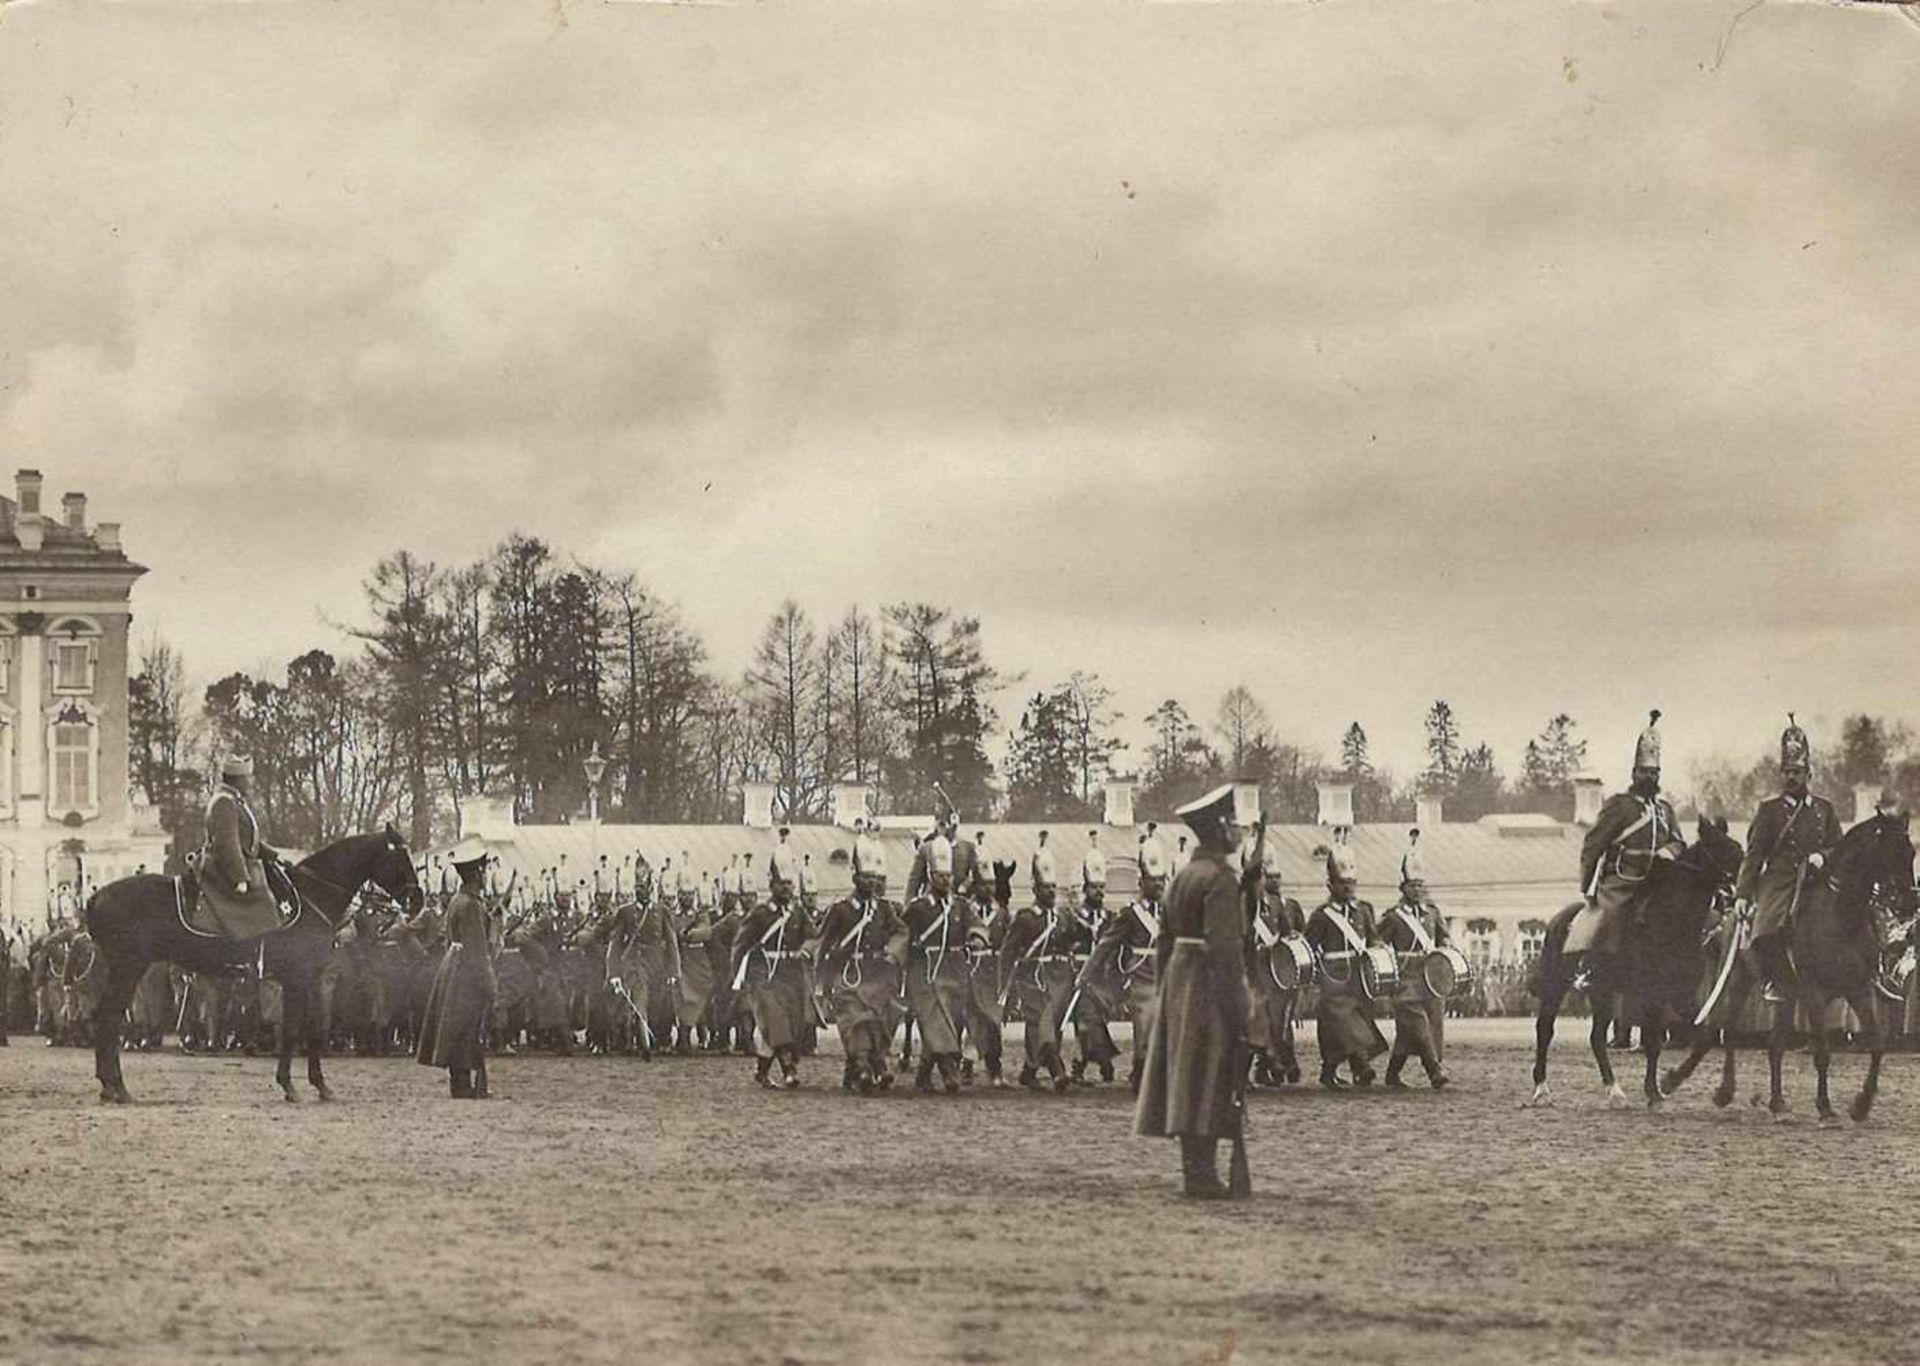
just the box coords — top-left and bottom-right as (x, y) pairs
(3, 1), (1916, 794)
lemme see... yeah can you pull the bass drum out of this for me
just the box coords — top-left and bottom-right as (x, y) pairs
(1357, 945), (1401, 1001)
(1420, 945), (1474, 1001)
(1270, 935), (1316, 992)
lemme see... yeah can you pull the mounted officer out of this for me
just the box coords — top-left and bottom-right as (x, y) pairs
(1735, 714), (1843, 1002)
(196, 755), (292, 939)
(1568, 712), (1684, 989)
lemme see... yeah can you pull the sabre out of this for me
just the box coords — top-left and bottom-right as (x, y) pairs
(609, 975), (655, 1052)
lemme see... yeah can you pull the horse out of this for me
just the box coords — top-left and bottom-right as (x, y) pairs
(82, 826), (423, 1104)
(1661, 810), (1916, 1123)
(1527, 817), (1744, 1108)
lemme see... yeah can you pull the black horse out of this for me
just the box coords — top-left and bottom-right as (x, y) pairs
(83, 827), (423, 1104)
(1527, 817), (1744, 1108)
(1662, 811), (1916, 1123)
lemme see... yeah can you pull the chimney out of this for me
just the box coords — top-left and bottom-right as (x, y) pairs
(741, 781), (776, 829)
(830, 782), (873, 829)
(1232, 782), (1263, 826)
(1416, 794), (1445, 830)
(95, 522), (121, 552)
(1573, 775), (1604, 826)
(1852, 782), (1883, 822)
(15, 469), (42, 516)
(1316, 779), (1354, 828)
(1104, 779), (1136, 828)
(62, 492), (86, 531)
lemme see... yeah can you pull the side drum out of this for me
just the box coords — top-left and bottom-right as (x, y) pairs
(1270, 935), (1315, 992)
(1420, 945), (1474, 1001)
(1357, 945), (1401, 1001)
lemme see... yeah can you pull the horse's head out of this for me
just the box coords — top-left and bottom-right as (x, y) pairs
(1830, 811), (1918, 918)
(370, 822), (426, 915)
(1686, 814), (1744, 892)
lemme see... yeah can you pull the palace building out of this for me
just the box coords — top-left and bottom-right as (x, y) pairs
(0, 469), (167, 928)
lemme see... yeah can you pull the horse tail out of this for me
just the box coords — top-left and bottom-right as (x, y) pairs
(1534, 902), (1583, 994)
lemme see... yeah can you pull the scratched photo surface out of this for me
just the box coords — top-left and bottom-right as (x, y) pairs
(2, 2), (1918, 1364)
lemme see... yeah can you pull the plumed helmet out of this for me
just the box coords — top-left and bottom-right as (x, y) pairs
(1400, 828), (1428, 887)
(1780, 712), (1811, 771)
(737, 861), (760, 896)
(1137, 836), (1169, 879)
(923, 833), (954, 878)
(1081, 844), (1107, 888)
(1633, 710), (1663, 770)
(1030, 843), (1059, 889)
(1325, 842), (1358, 884)
(769, 842), (800, 886)
(221, 754), (255, 781)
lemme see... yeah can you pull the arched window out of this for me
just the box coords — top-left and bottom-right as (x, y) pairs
(49, 618), (101, 697)
(48, 702), (99, 818)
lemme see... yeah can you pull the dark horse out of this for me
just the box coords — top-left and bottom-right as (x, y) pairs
(1661, 810), (1916, 1123)
(1527, 817), (1744, 1109)
(83, 827), (423, 1104)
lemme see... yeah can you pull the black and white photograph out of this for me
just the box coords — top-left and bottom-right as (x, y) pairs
(2, 2), (1918, 1362)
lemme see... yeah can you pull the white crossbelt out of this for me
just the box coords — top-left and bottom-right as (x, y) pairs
(1396, 905), (1436, 954)
(1320, 905), (1368, 956)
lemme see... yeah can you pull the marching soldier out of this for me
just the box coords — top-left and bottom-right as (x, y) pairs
(1735, 715), (1844, 1002)
(726, 851), (813, 1089)
(1001, 859), (1080, 1092)
(1069, 843), (1118, 1085)
(897, 833), (985, 1093)
(962, 859), (1012, 1087)
(1031, 830), (1058, 900)
(1569, 711), (1685, 988)
(1305, 843), (1388, 1088)
(416, 839), (499, 1099)
(1134, 784), (1253, 1201)
(1379, 830), (1451, 1089)
(807, 837), (902, 1092)
(1081, 834), (1169, 1093)
(672, 883), (716, 1053)
(1245, 845), (1305, 1088)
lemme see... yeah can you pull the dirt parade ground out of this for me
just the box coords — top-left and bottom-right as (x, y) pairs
(2, 1020), (1915, 1366)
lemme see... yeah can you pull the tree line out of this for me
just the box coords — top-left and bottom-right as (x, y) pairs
(122, 534), (1920, 851)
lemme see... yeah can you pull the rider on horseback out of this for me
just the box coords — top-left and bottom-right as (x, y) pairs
(197, 755), (292, 938)
(1734, 715), (1842, 1004)
(1568, 712), (1684, 992)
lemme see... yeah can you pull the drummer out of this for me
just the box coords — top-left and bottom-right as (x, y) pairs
(1304, 843), (1388, 1089)
(1379, 830), (1451, 1090)
(1245, 843), (1306, 1088)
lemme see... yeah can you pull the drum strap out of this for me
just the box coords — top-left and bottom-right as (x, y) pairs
(1252, 916), (1279, 949)
(1396, 905), (1435, 954)
(1321, 906), (1367, 954)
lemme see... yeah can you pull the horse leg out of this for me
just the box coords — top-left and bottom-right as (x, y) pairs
(1764, 996), (1792, 1119)
(1806, 992), (1837, 1123)
(1713, 1042), (1738, 1109)
(275, 970), (300, 1103)
(302, 976), (333, 1101)
(93, 951), (146, 1104)
(1528, 979), (1566, 1106)
(1590, 996), (1626, 1106)
(1642, 1007), (1667, 1108)
(1845, 988), (1883, 1124)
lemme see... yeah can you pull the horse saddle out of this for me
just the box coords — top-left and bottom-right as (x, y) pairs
(179, 853), (300, 940)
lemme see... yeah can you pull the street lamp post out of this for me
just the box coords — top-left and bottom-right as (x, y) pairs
(583, 741), (608, 826)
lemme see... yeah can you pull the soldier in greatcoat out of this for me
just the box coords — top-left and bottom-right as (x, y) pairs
(961, 860), (1012, 1087)
(1735, 714), (1844, 1001)
(1133, 784), (1252, 1201)
(1081, 834), (1169, 1094)
(1379, 831), (1451, 1089)
(1305, 843), (1387, 1088)
(1069, 836), (1119, 1084)
(807, 840), (902, 1093)
(726, 853), (813, 1089)
(1001, 866), (1081, 1092)
(897, 833), (986, 1093)
(416, 840), (499, 1099)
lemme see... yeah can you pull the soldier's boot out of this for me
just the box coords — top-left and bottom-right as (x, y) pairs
(1384, 1054), (1410, 1090)
(448, 1067), (472, 1099)
(959, 1056), (976, 1083)
(1018, 1063), (1041, 1091)
(755, 1055), (779, 1090)
(1070, 1057), (1087, 1086)
(1128, 1058), (1143, 1096)
(1352, 1058), (1377, 1088)
(914, 1058), (937, 1093)
(1246, 1047), (1270, 1088)
(871, 1050), (895, 1090)
(777, 1047), (801, 1090)
(1098, 1057), (1115, 1085)
(987, 1053), (1010, 1089)
(1276, 1040), (1302, 1086)
(841, 1060), (859, 1092)
(937, 1054), (962, 1095)
(1180, 1135), (1230, 1201)
(676, 1026), (695, 1057)
(1424, 1054), (1450, 1090)
(1047, 1048), (1071, 1094)
(1319, 1062), (1350, 1091)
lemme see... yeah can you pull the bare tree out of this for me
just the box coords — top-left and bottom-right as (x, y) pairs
(1214, 685), (1271, 776)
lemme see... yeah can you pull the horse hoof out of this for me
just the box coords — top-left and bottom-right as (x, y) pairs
(1524, 1083), (1552, 1109)
(1850, 1095), (1873, 1124)
(98, 1086), (130, 1105)
(1712, 1087), (1735, 1110)
(1659, 1070), (1684, 1097)
(1645, 1092), (1664, 1111)
(1606, 1085), (1629, 1110)
(1816, 1110), (1841, 1127)
(314, 1087), (335, 1103)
